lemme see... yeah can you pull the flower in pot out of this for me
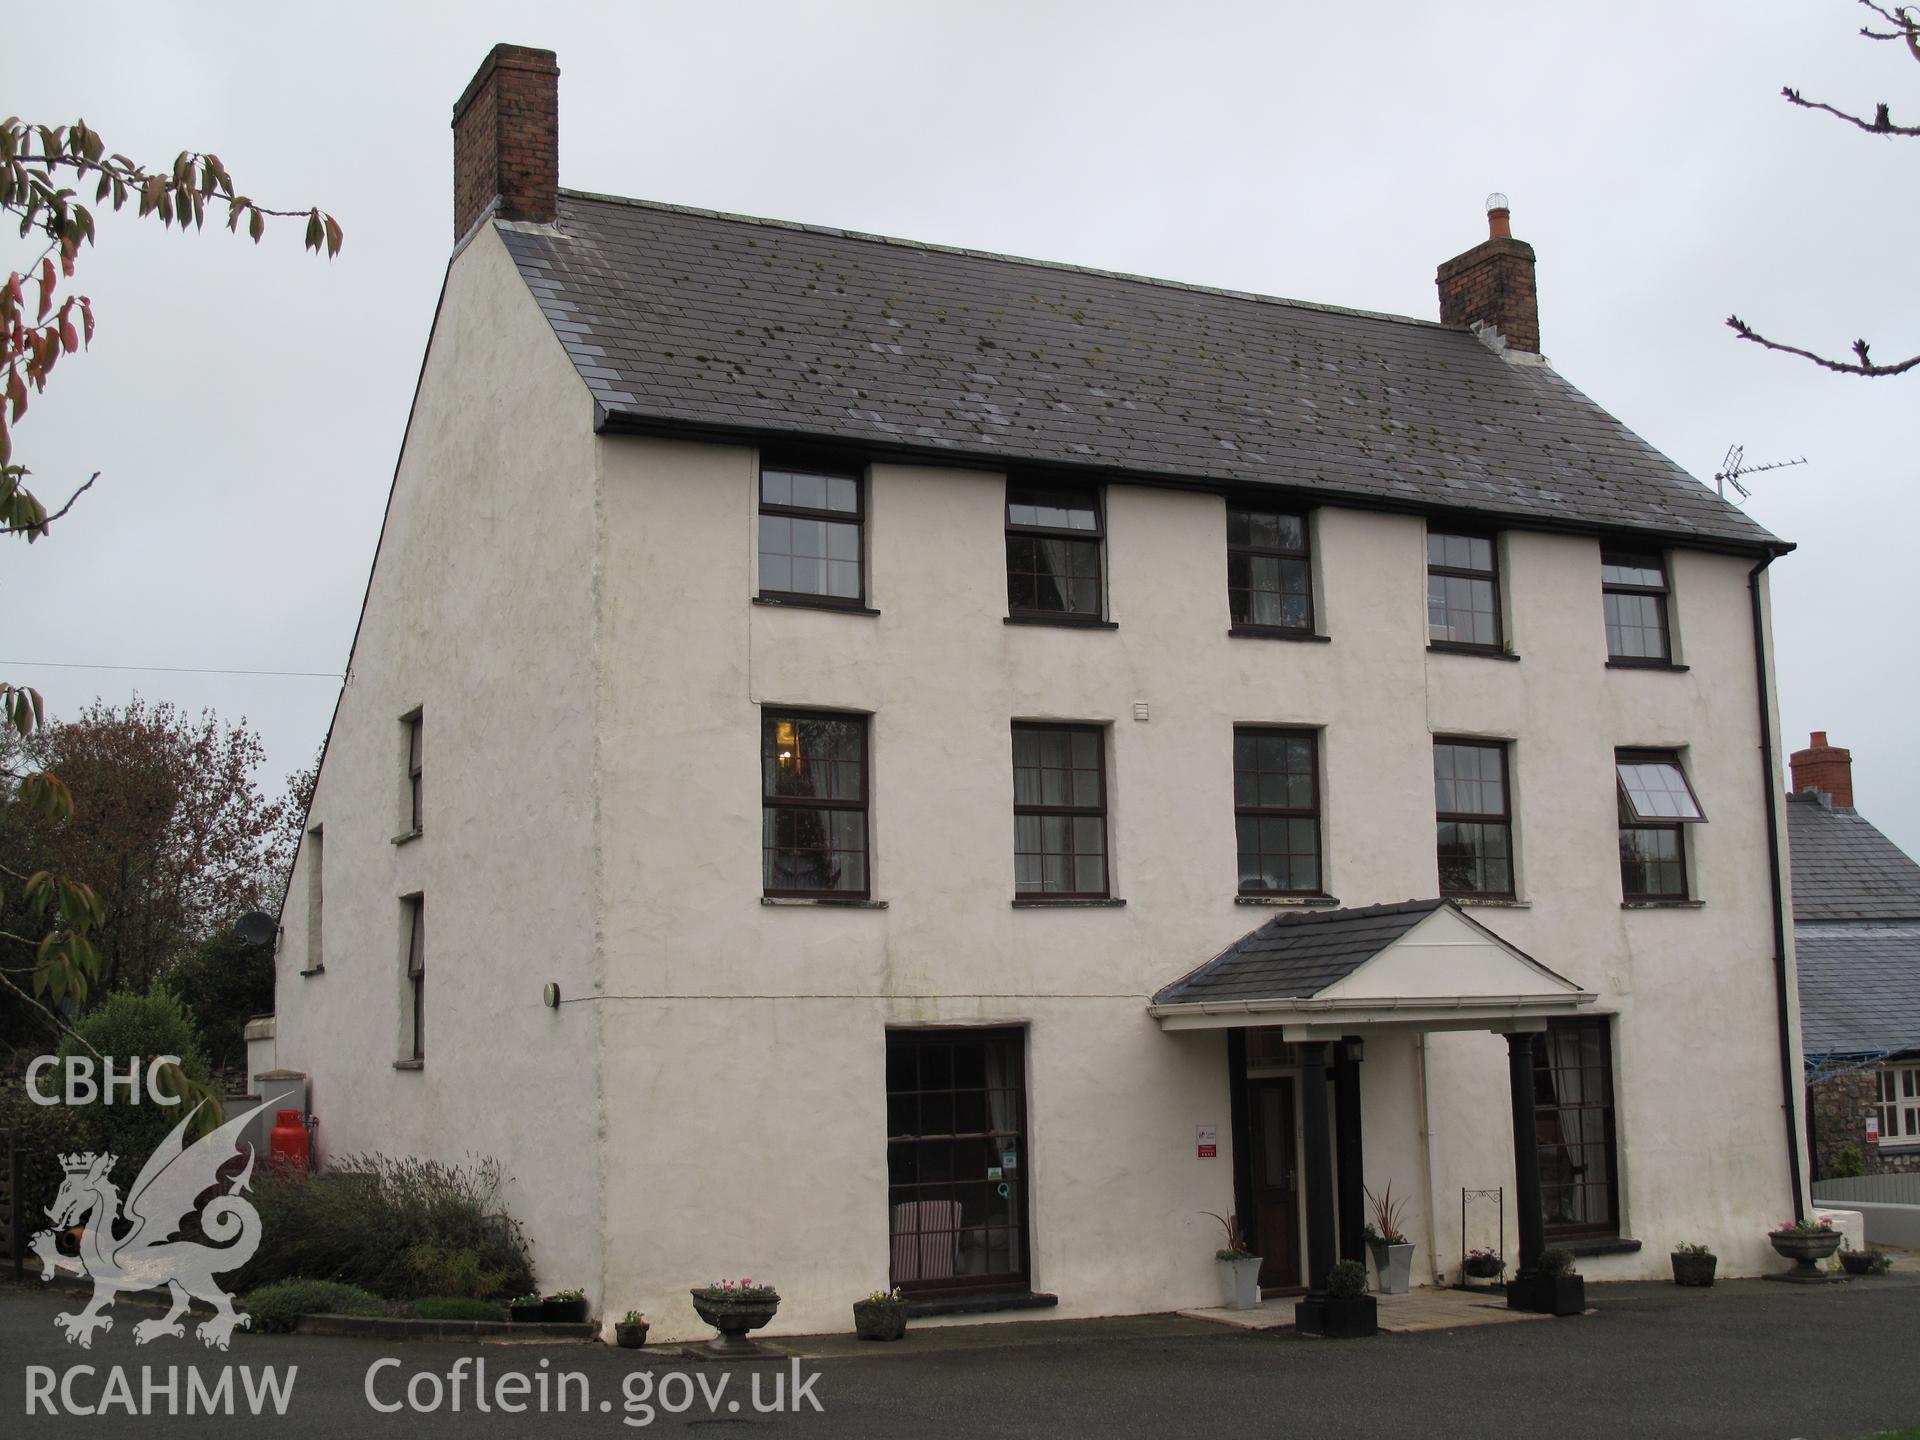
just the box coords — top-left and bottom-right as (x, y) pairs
(1298, 1258), (1378, 1338)
(1203, 1212), (1263, 1311)
(1508, 1247), (1585, 1315)
(544, 1288), (590, 1324)
(853, 1287), (909, 1342)
(1838, 1249), (1875, 1277)
(1463, 1246), (1504, 1281)
(615, 1310), (649, 1348)
(508, 1293), (544, 1323)
(690, 1279), (781, 1356)
(1362, 1183), (1415, 1295)
(1671, 1242), (1717, 1287)
(1768, 1217), (1842, 1283)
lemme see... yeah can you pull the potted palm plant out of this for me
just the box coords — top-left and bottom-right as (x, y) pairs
(1203, 1212), (1263, 1310)
(690, 1278), (781, 1355)
(853, 1287), (909, 1341)
(1363, 1183), (1415, 1295)
(614, 1310), (649, 1348)
(1671, 1242), (1717, 1287)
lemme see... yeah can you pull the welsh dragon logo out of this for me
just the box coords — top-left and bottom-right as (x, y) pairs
(30, 1101), (263, 1350)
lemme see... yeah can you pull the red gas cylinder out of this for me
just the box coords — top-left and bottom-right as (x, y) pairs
(269, 1109), (310, 1175)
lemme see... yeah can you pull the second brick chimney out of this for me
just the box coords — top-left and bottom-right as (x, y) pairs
(1790, 731), (1854, 809)
(452, 44), (559, 243)
(1436, 195), (1540, 354)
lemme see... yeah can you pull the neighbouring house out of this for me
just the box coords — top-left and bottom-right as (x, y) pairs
(1789, 732), (1920, 1177)
(250, 44), (1810, 1339)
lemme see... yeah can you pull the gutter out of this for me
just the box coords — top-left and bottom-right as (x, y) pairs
(1749, 552), (1807, 1221)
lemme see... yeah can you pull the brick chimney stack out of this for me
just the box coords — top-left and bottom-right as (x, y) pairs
(1436, 194), (1540, 354)
(451, 44), (559, 243)
(1790, 731), (1854, 809)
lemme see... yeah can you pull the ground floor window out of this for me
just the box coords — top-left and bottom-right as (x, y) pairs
(1876, 1063), (1920, 1145)
(1533, 1018), (1618, 1239)
(885, 1028), (1029, 1295)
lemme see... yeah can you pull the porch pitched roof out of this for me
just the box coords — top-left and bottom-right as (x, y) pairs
(1149, 899), (1595, 1034)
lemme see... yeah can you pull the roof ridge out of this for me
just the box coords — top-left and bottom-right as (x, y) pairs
(554, 188), (1458, 336)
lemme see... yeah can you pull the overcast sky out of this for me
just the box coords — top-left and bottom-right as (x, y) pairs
(8, 1), (1918, 854)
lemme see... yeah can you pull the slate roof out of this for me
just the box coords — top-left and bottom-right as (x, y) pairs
(497, 193), (1784, 552)
(1795, 924), (1920, 1060)
(1786, 792), (1920, 922)
(1153, 900), (1446, 1006)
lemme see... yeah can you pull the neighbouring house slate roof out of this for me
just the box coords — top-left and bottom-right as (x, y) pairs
(496, 192), (1784, 553)
(1795, 924), (1920, 1060)
(1786, 793), (1920, 922)
(1153, 900), (1447, 1006)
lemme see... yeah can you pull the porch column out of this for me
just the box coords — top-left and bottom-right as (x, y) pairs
(1299, 1040), (1338, 1295)
(1334, 1038), (1365, 1266)
(1507, 1031), (1545, 1277)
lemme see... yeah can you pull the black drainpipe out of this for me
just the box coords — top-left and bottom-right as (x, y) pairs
(1749, 554), (1806, 1221)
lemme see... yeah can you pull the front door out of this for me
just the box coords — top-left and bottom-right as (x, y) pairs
(1247, 1078), (1300, 1289)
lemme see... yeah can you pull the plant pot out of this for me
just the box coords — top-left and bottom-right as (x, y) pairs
(1217, 1253), (1263, 1310)
(544, 1298), (590, 1324)
(1839, 1251), (1875, 1276)
(615, 1322), (650, 1349)
(690, 1290), (781, 1356)
(1367, 1240), (1415, 1296)
(1463, 1256), (1504, 1280)
(1295, 1293), (1377, 1339)
(1768, 1229), (1843, 1283)
(1671, 1252), (1717, 1287)
(852, 1298), (909, 1342)
(1506, 1273), (1585, 1315)
(508, 1302), (545, 1324)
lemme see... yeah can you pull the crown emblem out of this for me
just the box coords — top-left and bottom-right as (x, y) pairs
(59, 1152), (102, 1174)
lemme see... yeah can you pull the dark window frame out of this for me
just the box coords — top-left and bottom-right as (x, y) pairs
(1233, 726), (1324, 896)
(1600, 549), (1671, 664)
(1616, 748), (1699, 901)
(1533, 1018), (1621, 1241)
(1011, 721), (1110, 900)
(757, 461), (867, 608)
(1433, 738), (1516, 900)
(885, 1026), (1032, 1297)
(1004, 481), (1106, 623)
(761, 708), (872, 901)
(1427, 529), (1504, 652)
(1226, 504), (1314, 636)
(403, 708), (424, 835)
(403, 893), (425, 1063)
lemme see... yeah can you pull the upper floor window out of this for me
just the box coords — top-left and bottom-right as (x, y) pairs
(1233, 727), (1321, 895)
(1616, 750), (1704, 901)
(1006, 483), (1103, 621)
(403, 708), (423, 835)
(1427, 531), (1501, 651)
(304, 825), (323, 975)
(1227, 506), (1312, 634)
(1433, 739), (1514, 898)
(759, 465), (863, 605)
(762, 710), (869, 898)
(404, 894), (425, 1063)
(1875, 1064), (1920, 1147)
(1012, 723), (1108, 898)
(1601, 550), (1671, 663)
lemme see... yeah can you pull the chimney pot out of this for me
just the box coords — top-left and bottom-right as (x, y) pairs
(1436, 196), (1539, 354)
(1790, 730), (1854, 809)
(452, 43), (559, 243)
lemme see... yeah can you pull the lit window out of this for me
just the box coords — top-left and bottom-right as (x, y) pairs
(762, 711), (869, 897)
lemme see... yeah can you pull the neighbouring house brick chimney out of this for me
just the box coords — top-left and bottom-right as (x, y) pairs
(1436, 194), (1540, 354)
(1790, 731), (1854, 808)
(451, 44), (559, 243)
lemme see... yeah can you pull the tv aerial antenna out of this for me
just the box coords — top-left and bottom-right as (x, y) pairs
(1713, 444), (1806, 502)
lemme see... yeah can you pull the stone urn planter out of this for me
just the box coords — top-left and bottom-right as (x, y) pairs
(615, 1318), (650, 1349)
(1768, 1226), (1842, 1283)
(852, 1296), (909, 1342)
(1670, 1250), (1717, 1287)
(690, 1288), (781, 1356)
(1368, 1240), (1415, 1296)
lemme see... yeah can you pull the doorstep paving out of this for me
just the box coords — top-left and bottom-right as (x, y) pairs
(1178, 1283), (1548, 1333)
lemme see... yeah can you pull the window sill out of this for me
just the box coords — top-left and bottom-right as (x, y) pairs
(1449, 897), (1531, 909)
(1876, 1142), (1920, 1155)
(298, 967), (324, 978)
(1004, 614), (1118, 630)
(1621, 899), (1704, 909)
(1428, 642), (1520, 662)
(1606, 657), (1689, 672)
(1236, 894), (1342, 907)
(752, 594), (880, 617)
(905, 1290), (1058, 1320)
(1012, 897), (1127, 908)
(760, 896), (889, 909)
(391, 829), (423, 847)
(1557, 1236), (1642, 1258)
(1227, 627), (1331, 644)
(392, 1059), (424, 1072)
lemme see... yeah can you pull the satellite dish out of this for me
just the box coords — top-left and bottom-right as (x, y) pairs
(234, 911), (277, 947)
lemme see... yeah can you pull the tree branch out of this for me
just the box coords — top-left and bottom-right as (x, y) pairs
(1727, 315), (1920, 376)
(0, 966), (101, 1057)
(0, 471), (97, 536)
(1781, 86), (1920, 134)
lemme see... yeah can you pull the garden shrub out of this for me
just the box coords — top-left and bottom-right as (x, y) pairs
(234, 1153), (533, 1301)
(241, 1279), (384, 1333)
(410, 1296), (508, 1322)
(1824, 1144), (1867, 1180)
(1327, 1259), (1368, 1298)
(56, 990), (216, 1164)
